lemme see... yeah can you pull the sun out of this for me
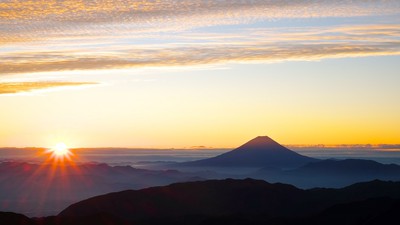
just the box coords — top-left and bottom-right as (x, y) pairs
(47, 142), (73, 161)
(53, 143), (69, 156)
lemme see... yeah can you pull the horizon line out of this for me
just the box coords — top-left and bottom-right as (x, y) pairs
(1, 144), (400, 150)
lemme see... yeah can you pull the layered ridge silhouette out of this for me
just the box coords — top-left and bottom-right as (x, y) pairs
(0, 162), (204, 216)
(253, 158), (400, 188)
(2, 179), (400, 224)
(53, 179), (400, 225)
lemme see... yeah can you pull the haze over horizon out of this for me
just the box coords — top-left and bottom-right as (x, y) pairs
(2, 136), (400, 166)
(1, 1), (399, 148)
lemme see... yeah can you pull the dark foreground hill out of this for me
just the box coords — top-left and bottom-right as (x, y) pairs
(0, 212), (32, 225)
(2, 179), (400, 225)
(307, 197), (400, 225)
(58, 179), (400, 224)
(178, 136), (317, 169)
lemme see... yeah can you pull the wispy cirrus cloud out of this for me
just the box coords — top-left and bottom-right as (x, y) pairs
(0, 1), (399, 77)
(2, 0), (398, 25)
(1, 24), (400, 75)
(1, 0), (400, 44)
(0, 82), (97, 95)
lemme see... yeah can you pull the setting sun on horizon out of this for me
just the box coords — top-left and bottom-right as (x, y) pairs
(45, 142), (74, 162)
(52, 143), (70, 156)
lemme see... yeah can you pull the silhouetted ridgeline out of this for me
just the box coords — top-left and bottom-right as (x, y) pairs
(1, 179), (400, 225)
(0, 161), (205, 216)
(253, 158), (400, 188)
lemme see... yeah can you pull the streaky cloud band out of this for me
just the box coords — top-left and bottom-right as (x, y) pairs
(1, 24), (399, 75)
(1, 0), (400, 45)
(0, 82), (98, 95)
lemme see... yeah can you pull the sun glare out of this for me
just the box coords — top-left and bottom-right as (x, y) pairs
(47, 142), (73, 161)
(53, 143), (69, 156)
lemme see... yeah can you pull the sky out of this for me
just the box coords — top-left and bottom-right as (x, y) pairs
(0, 0), (399, 148)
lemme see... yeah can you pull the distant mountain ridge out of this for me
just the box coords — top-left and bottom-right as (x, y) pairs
(0, 161), (205, 216)
(179, 136), (317, 168)
(253, 158), (400, 188)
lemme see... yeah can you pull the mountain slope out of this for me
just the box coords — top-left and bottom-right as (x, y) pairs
(179, 136), (317, 169)
(0, 212), (32, 225)
(59, 179), (304, 219)
(305, 197), (400, 225)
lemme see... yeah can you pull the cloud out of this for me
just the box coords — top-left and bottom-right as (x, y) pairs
(1, 43), (399, 74)
(2, 0), (398, 24)
(1, 24), (399, 75)
(1, 0), (399, 45)
(0, 1), (399, 76)
(0, 82), (97, 95)
(3, 1), (399, 23)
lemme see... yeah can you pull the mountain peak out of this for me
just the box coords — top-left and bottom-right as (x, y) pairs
(179, 135), (317, 168)
(253, 136), (275, 142)
(236, 136), (286, 152)
(242, 136), (279, 147)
